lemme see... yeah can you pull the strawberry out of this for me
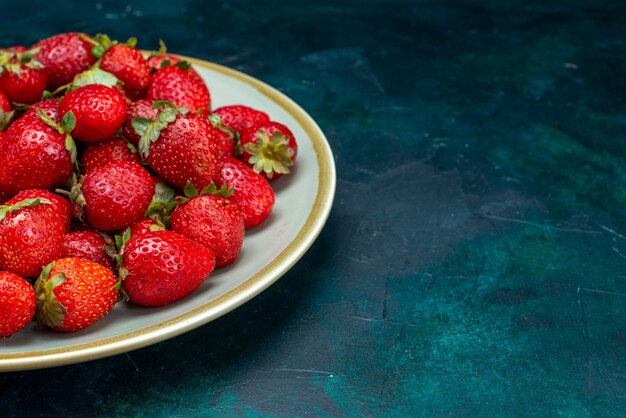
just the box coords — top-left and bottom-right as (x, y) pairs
(120, 230), (215, 306)
(128, 218), (165, 238)
(122, 99), (157, 146)
(171, 184), (244, 267)
(62, 231), (115, 269)
(0, 190), (10, 205)
(0, 111), (74, 194)
(58, 84), (127, 143)
(35, 258), (118, 332)
(0, 196), (65, 277)
(146, 40), (201, 78)
(33, 33), (96, 90)
(238, 121), (298, 181)
(100, 44), (151, 93)
(0, 91), (14, 130)
(23, 98), (59, 121)
(7, 189), (72, 231)
(0, 271), (36, 337)
(0, 48), (47, 104)
(145, 65), (210, 113)
(218, 157), (275, 228)
(82, 137), (139, 173)
(134, 102), (224, 190)
(81, 161), (154, 231)
(213, 105), (270, 134)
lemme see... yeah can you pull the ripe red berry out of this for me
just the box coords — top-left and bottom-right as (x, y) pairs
(82, 137), (140, 173)
(7, 189), (72, 232)
(82, 161), (154, 231)
(218, 157), (275, 228)
(146, 65), (210, 113)
(33, 33), (96, 90)
(238, 121), (298, 181)
(0, 271), (36, 337)
(100, 44), (151, 92)
(35, 257), (118, 332)
(62, 231), (115, 269)
(121, 230), (215, 306)
(213, 105), (270, 134)
(58, 84), (127, 143)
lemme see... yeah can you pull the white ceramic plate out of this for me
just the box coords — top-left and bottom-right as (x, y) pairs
(0, 56), (336, 372)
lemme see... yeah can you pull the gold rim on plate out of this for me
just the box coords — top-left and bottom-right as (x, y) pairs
(0, 56), (336, 372)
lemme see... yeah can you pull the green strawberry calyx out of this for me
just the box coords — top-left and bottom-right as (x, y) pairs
(113, 228), (133, 298)
(0, 197), (51, 222)
(71, 65), (121, 90)
(56, 174), (86, 223)
(134, 100), (189, 158)
(0, 47), (43, 78)
(183, 181), (233, 199)
(35, 108), (78, 167)
(0, 108), (14, 131)
(143, 182), (177, 228)
(34, 262), (68, 330)
(244, 130), (295, 179)
(80, 33), (137, 59)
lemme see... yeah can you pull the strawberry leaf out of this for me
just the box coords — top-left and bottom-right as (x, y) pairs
(65, 134), (78, 167)
(173, 60), (191, 71)
(0, 109), (14, 131)
(200, 182), (234, 198)
(0, 197), (51, 222)
(126, 37), (138, 48)
(72, 67), (119, 89)
(159, 59), (171, 69)
(245, 130), (295, 178)
(137, 104), (186, 158)
(61, 111), (76, 133)
(184, 181), (199, 199)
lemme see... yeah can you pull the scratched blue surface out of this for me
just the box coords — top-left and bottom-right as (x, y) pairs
(1, 0), (626, 416)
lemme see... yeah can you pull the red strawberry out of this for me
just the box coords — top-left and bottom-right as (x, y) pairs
(218, 157), (275, 228)
(146, 65), (210, 113)
(34, 257), (118, 332)
(171, 187), (244, 267)
(7, 189), (72, 231)
(0, 271), (36, 337)
(82, 137), (139, 173)
(81, 161), (154, 231)
(127, 218), (164, 237)
(33, 33), (96, 90)
(0, 196), (65, 277)
(0, 91), (14, 130)
(23, 98), (59, 121)
(239, 121), (298, 181)
(62, 231), (115, 269)
(0, 48), (47, 105)
(58, 84), (127, 143)
(146, 40), (201, 78)
(135, 103), (224, 190)
(0, 112), (73, 194)
(120, 230), (215, 306)
(122, 99), (157, 146)
(213, 105), (270, 134)
(100, 44), (151, 92)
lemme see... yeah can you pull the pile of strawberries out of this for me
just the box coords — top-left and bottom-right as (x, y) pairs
(0, 33), (298, 337)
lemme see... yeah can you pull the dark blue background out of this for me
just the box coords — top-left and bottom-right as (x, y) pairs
(2, 1), (626, 415)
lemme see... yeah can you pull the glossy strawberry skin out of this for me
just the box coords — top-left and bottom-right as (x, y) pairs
(122, 230), (215, 306)
(171, 194), (245, 267)
(213, 105), (270, 134)
(0, 66), (47, 105)
(145, 112), (224, 191)
(0, 271), (36, 337)
(218, 157), (275, 228)
(0, 114), (72, 194)
(239, 121), (298, 181)
(33, 33), (96, 90)
(122, 99), (157, 146)
(23, 98), (59, 121)
(35, 257), (118, 332)
(82, 137), (139, 174)
(146, 54), (201, 79)
(58, 84), (127, 143)
(62, 231), (114, 269)
(7, 189), (72, 232)
(127, 218), (162, 237)
(82, 161), (154, 231)
(0, 198), (65, 277)
(101, 44), (151, 92)
(145, 65), (210, 113)
(0, 91), (11, 112)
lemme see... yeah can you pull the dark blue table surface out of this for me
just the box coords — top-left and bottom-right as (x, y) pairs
(2, 0), (626, 416)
